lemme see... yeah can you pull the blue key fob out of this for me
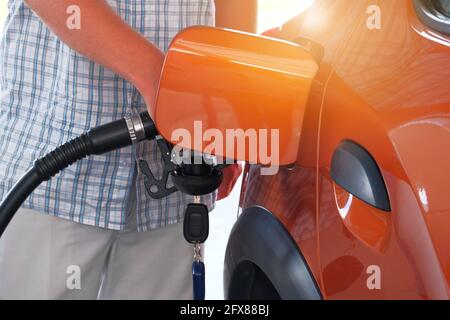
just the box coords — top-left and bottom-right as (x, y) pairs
(192, 260), (205, 300)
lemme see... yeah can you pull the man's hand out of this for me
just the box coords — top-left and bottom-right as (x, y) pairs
(24, 0), (163, 108)
(139, 51), (165, 109)
(217, 164), (243, 201)
(25, 0), (257, 201)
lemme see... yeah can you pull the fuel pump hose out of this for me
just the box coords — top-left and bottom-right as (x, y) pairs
(0, 112), (157, 237)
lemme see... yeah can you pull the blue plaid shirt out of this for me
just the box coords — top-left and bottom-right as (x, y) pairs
(0, 0), (216, 231)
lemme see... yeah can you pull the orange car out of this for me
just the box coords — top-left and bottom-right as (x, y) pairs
(220, 0), (450, 299)
(152, 0), (449, 299)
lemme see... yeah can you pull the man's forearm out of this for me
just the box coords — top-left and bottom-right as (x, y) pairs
(25, 0), (163, 97)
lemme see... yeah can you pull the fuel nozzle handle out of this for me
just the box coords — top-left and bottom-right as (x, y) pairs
(0, 112), (156, 237)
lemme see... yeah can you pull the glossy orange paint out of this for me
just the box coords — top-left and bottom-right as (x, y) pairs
(153, 26), (318, 165)
(152, 0), (449, 299)
(241, 0), (450, 299)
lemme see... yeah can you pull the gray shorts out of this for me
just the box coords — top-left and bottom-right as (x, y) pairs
(0, 207), (194, 300)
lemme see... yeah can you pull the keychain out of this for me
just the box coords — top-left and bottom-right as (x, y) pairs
(139, 137), (221, 300)
(192, 243), (205, 300)
(184, 195), (209, 300)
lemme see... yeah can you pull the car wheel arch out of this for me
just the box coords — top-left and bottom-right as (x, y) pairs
(224, 206), (322, 300)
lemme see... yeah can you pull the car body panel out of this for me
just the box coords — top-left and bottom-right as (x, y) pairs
(235, 0), (450, 299)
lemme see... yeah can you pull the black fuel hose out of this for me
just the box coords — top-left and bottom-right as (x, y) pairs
(0, 111), (157, 237)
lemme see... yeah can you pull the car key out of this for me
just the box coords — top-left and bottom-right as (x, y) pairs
(184, 196), (208, 300)
(183, 201), (209, 244)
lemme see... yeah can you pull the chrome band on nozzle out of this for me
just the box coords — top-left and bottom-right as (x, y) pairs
(125, 113), (146, 144)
